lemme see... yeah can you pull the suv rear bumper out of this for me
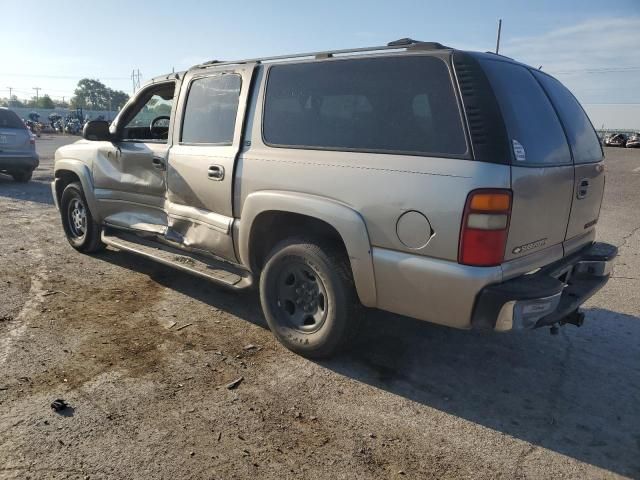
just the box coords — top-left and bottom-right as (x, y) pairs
(472, 242), (617, 331)
(0, 153), (39, 172)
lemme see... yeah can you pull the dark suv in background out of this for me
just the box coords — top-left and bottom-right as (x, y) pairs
(0, 108), (39, 182)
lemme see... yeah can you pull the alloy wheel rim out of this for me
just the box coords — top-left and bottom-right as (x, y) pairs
(275, 261), (328, 333)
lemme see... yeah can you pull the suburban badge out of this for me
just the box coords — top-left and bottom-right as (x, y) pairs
(513, 238), (547, 254)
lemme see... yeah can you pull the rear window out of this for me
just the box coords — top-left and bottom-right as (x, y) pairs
(480, 59), (571, 166)
(533, 71), (603, 164)
(263, 56), (468, 157)
(0, 110), (25, 129)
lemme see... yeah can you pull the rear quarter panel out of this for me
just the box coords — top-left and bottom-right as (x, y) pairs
(236, 67), (511, 262)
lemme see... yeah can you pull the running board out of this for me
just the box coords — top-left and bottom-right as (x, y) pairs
(101, 230), (253, 289)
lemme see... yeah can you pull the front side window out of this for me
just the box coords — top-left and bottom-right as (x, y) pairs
(480, 59), (571, 166)
(263, 56), (468, 157)
(121, 83), (175, 142)
(181, 74), (242, 144)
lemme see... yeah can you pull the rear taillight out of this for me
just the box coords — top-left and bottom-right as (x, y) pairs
(459, 189), (512, 267)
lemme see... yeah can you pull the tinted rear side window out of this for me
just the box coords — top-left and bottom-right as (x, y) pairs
(533, 71), (603, 164)
(481, 59), (570, 166)
(0, 110), (25, 129)
(263, 56), (468, 157)
(181, 74), (241, 144)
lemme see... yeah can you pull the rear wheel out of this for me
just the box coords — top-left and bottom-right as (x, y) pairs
(11, 170), (32, 183)
(259, 238), (359, 359)
(60, 182), (105, 253)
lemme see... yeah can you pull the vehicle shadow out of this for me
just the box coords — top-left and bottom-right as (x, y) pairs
(96, 249), (640, 477)
(0, 174), (54, 206)
(327, 307), (640, 478)
(95, 248), (267, 329)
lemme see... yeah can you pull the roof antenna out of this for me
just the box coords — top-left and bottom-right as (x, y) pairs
(495, 19), (502, 54)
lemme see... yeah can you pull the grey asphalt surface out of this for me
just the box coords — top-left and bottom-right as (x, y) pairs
(0, 136), (639, 479)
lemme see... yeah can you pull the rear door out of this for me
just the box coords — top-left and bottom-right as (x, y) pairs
(532, 71), (605, 252)
(480, 59), (575, 261)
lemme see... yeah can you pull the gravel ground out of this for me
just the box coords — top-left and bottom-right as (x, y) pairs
(0, 136), (639, 480)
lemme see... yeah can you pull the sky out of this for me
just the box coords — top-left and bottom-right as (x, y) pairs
(1, 0), (639, 126)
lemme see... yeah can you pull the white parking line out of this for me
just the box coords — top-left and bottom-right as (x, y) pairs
(633, 166), (640, 173)
(0, 251), (47, 367)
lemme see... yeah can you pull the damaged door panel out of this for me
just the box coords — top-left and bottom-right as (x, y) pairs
(166, 65), (255, 262)
(93, 81), (178, 233)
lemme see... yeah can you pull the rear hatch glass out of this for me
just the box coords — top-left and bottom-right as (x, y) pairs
(0, 109), (26, 129)
(480, 59), (574, 261)
(0, 110), (30, 151)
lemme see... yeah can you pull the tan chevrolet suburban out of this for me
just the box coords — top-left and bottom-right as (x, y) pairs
(51, 39), (616, 358)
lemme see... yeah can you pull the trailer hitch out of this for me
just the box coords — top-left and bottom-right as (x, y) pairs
(561, 310), (585, 327)
(550, 310), (585, 335)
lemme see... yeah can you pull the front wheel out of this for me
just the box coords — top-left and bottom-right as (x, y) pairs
(259, 238), (360, 359)
(60, 182), (105, 253)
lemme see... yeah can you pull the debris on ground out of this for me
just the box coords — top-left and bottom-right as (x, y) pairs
(175, 323), (193, 331)
(225, 376), (244, 390)
(243, 344), (257, 351)
(42, 290), (68, 297)
(50, 399), (70, 412)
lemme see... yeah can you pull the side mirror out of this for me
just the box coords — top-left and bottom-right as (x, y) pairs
(82, 120), (112, 141)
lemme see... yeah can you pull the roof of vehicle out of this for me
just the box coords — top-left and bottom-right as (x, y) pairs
(190, 38), (454, 70)
(146, 38), (530, 86)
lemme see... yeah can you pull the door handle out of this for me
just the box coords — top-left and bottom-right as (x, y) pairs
(208, 164), (225, 181)
(577, 179), (589, 199)
(152, 157), (166, 170)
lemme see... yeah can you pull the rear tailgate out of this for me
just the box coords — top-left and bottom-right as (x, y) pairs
(479, 59), (575, 261)
(0, 127), (31, 152)
(532, 71), (605, 252)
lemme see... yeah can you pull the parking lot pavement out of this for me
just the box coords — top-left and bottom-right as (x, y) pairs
(0, 138), (639, 479)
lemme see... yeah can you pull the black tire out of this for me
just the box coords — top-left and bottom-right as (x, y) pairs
(60, 182), (105, 253)
(11, 170), (32, 183)
(259, 237), (360, 359)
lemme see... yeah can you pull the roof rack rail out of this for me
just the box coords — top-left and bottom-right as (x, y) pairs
(192, 39), (451, 70)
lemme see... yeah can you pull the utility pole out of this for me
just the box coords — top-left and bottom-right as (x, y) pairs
(495, 18), (502, 54)
(7, 87), (12, 105)
(33, 87), (41, 102)
(131, 69), (141, 94)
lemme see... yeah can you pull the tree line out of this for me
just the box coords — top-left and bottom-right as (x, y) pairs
(1, 78), (129, 111)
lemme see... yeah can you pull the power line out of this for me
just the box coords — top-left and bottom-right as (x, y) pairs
(547, 66), (640, 75)
(0, 72), (130, 80)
